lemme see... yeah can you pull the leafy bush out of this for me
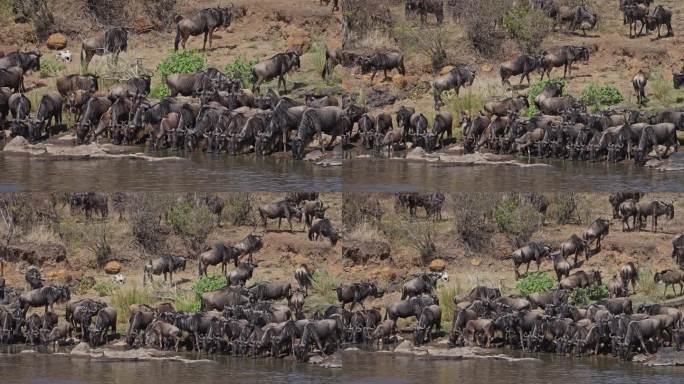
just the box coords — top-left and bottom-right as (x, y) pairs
(502, 5), (552, 53)
(516, 272), (555, 296)
(149, 83), (170, 99)
(39, 58), (65, 78)
(93, 280), (116, 297)
(224, 55), (259, 88)
(570, 285), (609, 306)
(156, 50), (206, 79)
(493, 195), (543, 247)
(451, 193), (496, 251)
(581, 83), (623, 110)
(182, 274), (228, 312)
(527, 78), (567, 102)
(167, 201), (215, 255)
(225, 193), (256, 226)
(128, 194), (170, 254)
(548, 193), (581, 225)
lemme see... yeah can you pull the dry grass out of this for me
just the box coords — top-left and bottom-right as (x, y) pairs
(22, 224), (62, 245)
(346, 222), (386, 243)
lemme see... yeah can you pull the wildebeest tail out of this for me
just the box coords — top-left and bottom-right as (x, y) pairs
(250, 67), (258, 86)
(174, 24), (182, 51)
(197, 257), (202, 277)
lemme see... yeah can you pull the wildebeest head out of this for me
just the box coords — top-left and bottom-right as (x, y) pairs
(290, 138), (305, 160)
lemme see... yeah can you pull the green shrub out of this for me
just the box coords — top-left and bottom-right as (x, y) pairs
(548, 193), (581, 225)
(502, 5), (552, 53)
(167, 201), (215, 254)
(156, 50), (206, 79)
(493, 195), (543, 246)
(527, 78), (567, 102)
(516, 271), (555, 296)
(182, 274), (228, 312)
(225, 193), (256, 226)
(225, 55), (259, 88)
(39, 58), (65, 78)
(570, 285), (609, 306)
(149, 83), (170, 99)
(581, 83), (623, 110)
(93, 280), (116, 297)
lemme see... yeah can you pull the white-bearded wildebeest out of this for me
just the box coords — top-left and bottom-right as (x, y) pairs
(75, 96), (111, 144)
(258, 200), (302, 231)
(165, 72), (208, 97)
(548, 251), (571, 283)
(108, 75), (152, 100)
(293, 317), (343, 362)
(405, 0), (444, 25)
(559, 270), (602, 290)
(303, 200), (328, 228)
(251, 52), (301, 94)
(143, 255), (187, 284)
(560, 234), (587, 266)
(623, 4), (650, 38)
(556, 5), (598, 35)
(18, 286), (70, 315)
(294, 264), (313, 294)
(200, 286), (250, 311)
(645, 5), (673, 39)
(483, 96), (529, 117)
(89, 307), (117, 347)
(673, 234), (684, 266)
(81, 27), (128, 71)
(174, 7), (232, 51)
(654, 270), (684, 296)
(620, 262), (639, 293)
(636, 200), (674, 232)
(583, 218), (610, 254)
(634, 124), (679, 166)
(432, 66), (476, 110)
(56, 74), (99, 97)
(197, 243), (240, 277)
(540, 46), (590, 80)
(609, 192), (642, 218)
(336, 282), (383, 310)
(7, 92), (31, 122)
(674, 71), (684, 89)
(358, 50), (406, 85)
(500, 55), (543, 87)
(290, 104), (364, 160)
(619, 199), (639, 231)
(0, 67), (24, 93)
(413, 304), (442, 346)
(232, 234), (263, 265)
(608, 275), (627, 298)
(33, 91), (63, 139)
(401, 273), (440, 299)
(632, 70), (648, 105)
(429, 111), (453, 150)
(247, 281), (292, 303)
(308, 218), (339, 246)
(145, 320), (182, 351)
(125, 308), (155, 347)
(227, 262), (257, 287)
(0, 51), (41, 72)
(505, 242), (551, 280)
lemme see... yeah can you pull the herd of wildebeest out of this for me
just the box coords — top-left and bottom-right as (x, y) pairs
(0, 192), (682, 362)
(0, 1), (682, 163)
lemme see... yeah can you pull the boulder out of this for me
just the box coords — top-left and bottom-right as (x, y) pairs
(104, 261), (121, 275)
(429, 259), (446, 272)
(2, 243), (67, 266)
(342, 240), (391, 266)
(47, 33), (68, 50)
(406, 147), (426, 160)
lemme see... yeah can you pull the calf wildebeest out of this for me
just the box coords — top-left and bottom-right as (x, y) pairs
(308, 218), (339, 246)
(632, 70), (648, 105)
(56, 74), (99, 97)
(620, 262), (639, 293)
(540, 46), (589, 80)
(0, 67), (24, 92)
(559, 270), (602, 290)
(18, 286), (71, 314)
(251, 52), (301, 94)
(0, 51), (41, 72)
(645, 5), (673, 39)
(144, 255), (187, 284)
(432, 66), (476, 110)
(174, 7), (232, 51)
(258, 200), (302, 231)
(609, 192), (642, 219)
(500, 55), (543, 87)
(637, 200), (674, 232)
(583, 218), (609, 254)
(227, 262), (257, 286)
(336, 282), (383, 310)
(358, 50), (406, 85)
(405, 0), (444, 24)
(81, 27), (128, 70)
(505, 243), (552, 280)
(295, 264), (313, 294)
(145, 320), (182, 351)
(653, 270), (684, 296)
(198, 243), (241, 277)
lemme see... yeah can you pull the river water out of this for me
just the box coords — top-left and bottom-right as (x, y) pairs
(1, 347), (684, 384)
(1, 151), (683, 192)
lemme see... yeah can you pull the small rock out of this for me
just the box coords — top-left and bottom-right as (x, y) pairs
(304, 150), (324, 161)
(429, 259), (446, 272)
(20, 349), (37, 354)
(47, 33), (68, 50)
(406, 147), (426, 160)
(70, 342), (91, 356)
(104, 261), (121, 275)
(394, 340), (414, 354)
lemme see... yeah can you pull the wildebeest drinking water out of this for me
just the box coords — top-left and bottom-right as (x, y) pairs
(81, 27), (129, 71)
(290, 104), (364, 160)
(251, 52), (301, 94)
(175, 7), (233, 51)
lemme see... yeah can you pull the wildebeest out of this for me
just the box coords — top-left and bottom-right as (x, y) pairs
(401, 273), (440, 299)
(108, 76), (152, 100)
(405, 0), (444, 24)
(483, 96), (529, 117)
(18, 286), (71, 314)
(295, 264), (313, 294)
(251, 52), (301, 94)
(200, 286), (250, 311)
(609, 192), (642, 219)
(500, 55), (543, 87)
(56, 74), (99, 97)
(540, 46), (590, 80)
(632, 70), (648, 105)
(556, 5), (598, 35)
(624, 4), (650, 38)
(33, 91), (63, 138)
(227, 262), (257, 286)
(673, 235), (684, 266)
(634, 124), (679, 166)
(0, 51), (41, 72)
(645, 5), (673, 39)
(549, 252), (571, 282)
(145, 320), (182, 351)
(559, 270), (602, 290)
(290, 104), (364, 159)
(432, 66), (476, 110)
(75, 96), (112, 144)
(89, 307), (117, 347)
(81, 27), (129, 70)
(636, 200), (674, 232)
(505, 243), (552, 280)
(358, 50), (406, 85)
(198, 243), (240, 277)
(608, 275), (627, 298)
(0, 67), (24, 93)
(308, 218), (339, 246)
(144, 255), (187, 284)
(620, 262), (639, 293)
(24, 266), (44, 290)
(174, 7), (232, 51)
(583, 218), (609, 254)
(258, 200), (302, 231)
(413, 304), (442, 346)
(336, 282), (383, 310)
(654, 270), (684, 296)
(248, 281), (292, 302)
(302, 200), (328, 228)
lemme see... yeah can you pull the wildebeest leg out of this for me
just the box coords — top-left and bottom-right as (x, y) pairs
(370, 70), (377, 85)
(203, 31), (208, 51)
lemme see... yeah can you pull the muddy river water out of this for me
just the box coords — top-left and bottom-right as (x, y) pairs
(2, 347), (684, 384)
